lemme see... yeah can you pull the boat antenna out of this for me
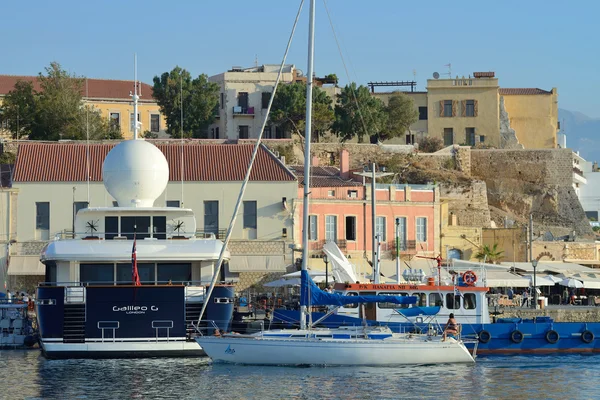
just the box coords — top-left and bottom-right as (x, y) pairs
(300, 0), (316, 331)
(85, 77), (90, 204)
(180, 75), (184, 208)
(197, 0), (306, 326)
(132, 53), (139, 140)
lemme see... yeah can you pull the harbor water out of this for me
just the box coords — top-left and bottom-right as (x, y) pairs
(0, 350), (597, 399)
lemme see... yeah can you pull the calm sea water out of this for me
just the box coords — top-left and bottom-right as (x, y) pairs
(0, 350), (596, 400)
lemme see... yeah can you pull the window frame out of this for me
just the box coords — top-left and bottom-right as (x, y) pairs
(325, 215), (337, 242)
(308, 215), (318, 241)
(150, 114), (160, 133)
(345, 215), (357, 241)
(418, 106), (428, 120)
(416, 217), (427, 242)
(443, 100), (452, 117)
(375, 216), (387, 242)
(465, 100), (475, 117)
(243, 200), (257, 230)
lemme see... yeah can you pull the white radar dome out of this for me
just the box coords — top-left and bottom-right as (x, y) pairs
(102, 140), (169, 207)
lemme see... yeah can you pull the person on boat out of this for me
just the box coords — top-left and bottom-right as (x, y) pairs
(507, 287), (514, 300)
(521, 289), (529, 307)
(442, 313), (459, 341)
(213, 328), (221, 337)
(563, 287), (569, 305)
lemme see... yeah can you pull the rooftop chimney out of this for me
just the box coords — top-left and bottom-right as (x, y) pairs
(340, 149), (350, 179)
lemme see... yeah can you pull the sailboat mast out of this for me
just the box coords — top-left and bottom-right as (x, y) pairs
(300, 0), (316, 331)
(133, 54), (139, 140)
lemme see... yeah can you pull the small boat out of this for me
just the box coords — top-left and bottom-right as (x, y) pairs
(0, 300), (38, 349)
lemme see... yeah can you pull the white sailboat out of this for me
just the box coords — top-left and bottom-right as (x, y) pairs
(196, 0), (475, 366)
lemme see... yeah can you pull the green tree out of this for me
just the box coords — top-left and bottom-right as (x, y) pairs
(152, 67), (220, 138)
(31, 62), (85, 140)
(0, 80), (37, 139)
(377, 92), (418, 142)
(332, 83), (387, 143)
(475, 243), (504, 263)
(2, 62), (120, 141)
(269, 82), (333, 141)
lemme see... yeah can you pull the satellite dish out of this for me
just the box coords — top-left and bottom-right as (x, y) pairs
(433, 72), (440, 79)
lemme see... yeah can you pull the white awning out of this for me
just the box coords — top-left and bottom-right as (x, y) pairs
(228, 255), (286, 272)
(7, 255), (45, 276)
(483, 271), (530, 287)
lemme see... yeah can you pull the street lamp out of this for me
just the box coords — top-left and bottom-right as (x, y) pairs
(532, 259), (538, 309)
(323, 254), (329, 288)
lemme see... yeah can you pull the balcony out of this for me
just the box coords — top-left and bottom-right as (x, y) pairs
(573, 167), (587, 185)
(309, 239), (347, 251)
(233, 106), (255, 117)
(386, 240), (417, 254)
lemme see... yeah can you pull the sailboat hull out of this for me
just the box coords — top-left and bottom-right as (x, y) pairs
(195, 336), (474, 366)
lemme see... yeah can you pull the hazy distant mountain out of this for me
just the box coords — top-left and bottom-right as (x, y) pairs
(559, 108), (600, 161)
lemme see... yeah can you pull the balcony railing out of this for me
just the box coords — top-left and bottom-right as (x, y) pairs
(309, 239), (347, 251)
(232, 106), (255, 116)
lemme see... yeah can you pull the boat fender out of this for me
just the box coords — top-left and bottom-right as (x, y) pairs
(581, 330), (594, 344)
(510, 329), (524, 344)
(478, 330), (491, 344)
(545, 329), (559, 344)
(462, 270), (477, 286)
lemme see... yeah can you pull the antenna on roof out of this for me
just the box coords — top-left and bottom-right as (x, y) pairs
(443, 63), (452, 78)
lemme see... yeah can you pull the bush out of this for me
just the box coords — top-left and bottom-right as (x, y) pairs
(418, 136), (443, 153)
(143, 130), (158, 139)
(0, 152), (16, 164)
(593, 226), (600, 232)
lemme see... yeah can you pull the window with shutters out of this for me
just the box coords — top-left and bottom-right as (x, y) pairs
(443, 100), (452, 117)
(325, 215), (337, 242)
(466, 100), (475, 117)
(416, 217), (427, 242)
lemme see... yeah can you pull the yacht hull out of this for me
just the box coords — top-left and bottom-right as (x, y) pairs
(195, 336), (474, 365)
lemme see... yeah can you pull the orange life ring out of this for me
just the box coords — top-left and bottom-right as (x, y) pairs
(463, 270), (477, 286)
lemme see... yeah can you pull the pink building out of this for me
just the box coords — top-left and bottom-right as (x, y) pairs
(291, 150), (440, 268)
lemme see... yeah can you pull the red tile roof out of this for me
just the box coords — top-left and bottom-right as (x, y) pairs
(499, 88), (552, 95)
(0, 75), (155, 102)
(13, 142), (296, 182)
(473, 72), (495, 78)
(290, 165), (362, 187)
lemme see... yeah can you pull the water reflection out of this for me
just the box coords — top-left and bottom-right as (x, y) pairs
(0, 351), (597, 400)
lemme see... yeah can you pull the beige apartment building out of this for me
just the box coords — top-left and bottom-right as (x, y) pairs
(373, 72), (558, 149)
(0, 76), (166, 140)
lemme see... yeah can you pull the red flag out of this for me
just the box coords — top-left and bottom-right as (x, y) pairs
(132, 234), (141, 286)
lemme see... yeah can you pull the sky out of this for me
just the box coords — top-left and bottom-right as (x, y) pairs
(1, 0), (599, 117)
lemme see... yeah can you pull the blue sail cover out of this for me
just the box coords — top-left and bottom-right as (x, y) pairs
(394, 306), (441, 317)
(300, 270), (417, 307)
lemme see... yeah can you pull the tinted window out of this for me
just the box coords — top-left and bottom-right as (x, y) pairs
(446, 293), (461, 310)
(378, 292), (409, 309)
(80, 263), (114, 285)
(429, 293), (443, 307)
(117, 263), (155, 285)
(121, 216), (151, 239)
(105, 216), (118, 240)
(464, 293), (476, 310)
(153, 216), (166, 239)
(157, 263), (191, 284)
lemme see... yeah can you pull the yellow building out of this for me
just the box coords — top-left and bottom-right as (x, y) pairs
(500, 88), (558, 149)
(439, 201), (482, 261)
(0, 76), (166, 140)
(372, 72), (559, 149)
(427, 73), (500, 147)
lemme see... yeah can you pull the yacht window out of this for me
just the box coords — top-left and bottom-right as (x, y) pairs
(105, 216), (118, 240)
(44, 261), (57, 285)
(464, 293), (476, 310)
(157, 263), (191, 284)
(153, 216), (166, 239)
(121, 216), (151, 239)
(446, 293), (461, 310)
(378, 292), (409, 309)
(117, 263), (155, 285)
(429, 293), (443, 307)
(413, 292), (427, 307)
(80, 263), (115, 285)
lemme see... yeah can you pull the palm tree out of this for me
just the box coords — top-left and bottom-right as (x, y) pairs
(475, 243), (504, 264)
